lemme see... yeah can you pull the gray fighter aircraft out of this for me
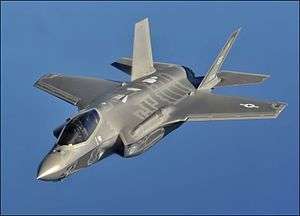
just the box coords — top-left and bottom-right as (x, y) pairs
(35, 18), (286, 181)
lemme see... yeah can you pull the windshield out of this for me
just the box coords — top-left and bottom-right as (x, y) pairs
(57, 109), (100, 146)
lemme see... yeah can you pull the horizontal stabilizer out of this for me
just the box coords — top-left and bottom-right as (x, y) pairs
(111, 57), (177, 75)
(215, 70), (270, 87)
(111, 58), (132, 75)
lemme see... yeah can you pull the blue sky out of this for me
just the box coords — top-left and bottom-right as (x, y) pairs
(1, 1), (299, 214)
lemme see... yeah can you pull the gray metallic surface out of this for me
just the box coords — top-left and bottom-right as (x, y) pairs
(216, 70), (270, 87)
(34, 18), (286, 181)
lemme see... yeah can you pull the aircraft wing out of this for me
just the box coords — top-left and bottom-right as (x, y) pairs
(34, 74), (120, 109)
(173, 91), (286, 121)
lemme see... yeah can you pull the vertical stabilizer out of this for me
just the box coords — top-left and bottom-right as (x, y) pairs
(131, 18), (156, 81)
(198, 28), (241, 89)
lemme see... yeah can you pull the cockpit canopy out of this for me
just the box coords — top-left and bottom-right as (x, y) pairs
(57, 109), (100, 146)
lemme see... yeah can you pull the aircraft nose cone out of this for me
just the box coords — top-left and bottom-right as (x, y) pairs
(37, 153), (65, 181)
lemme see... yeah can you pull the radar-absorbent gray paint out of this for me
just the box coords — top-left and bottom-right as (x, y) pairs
(34, 18), (286, 181)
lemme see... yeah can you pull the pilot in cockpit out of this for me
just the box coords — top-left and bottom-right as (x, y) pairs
(57, 109), (100, 146)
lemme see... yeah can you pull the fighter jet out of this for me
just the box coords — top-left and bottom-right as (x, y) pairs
(34, 18), (286, 181)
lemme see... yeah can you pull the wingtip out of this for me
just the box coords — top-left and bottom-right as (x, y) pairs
(273, 102), (287, 118)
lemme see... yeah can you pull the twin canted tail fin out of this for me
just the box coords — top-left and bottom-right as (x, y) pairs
(115, 20), (263, 89)
(198, 28), (241, 89)
(131, 18), (156, 81)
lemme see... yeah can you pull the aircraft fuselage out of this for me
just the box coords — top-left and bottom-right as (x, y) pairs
(37, 65), (199, 181)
